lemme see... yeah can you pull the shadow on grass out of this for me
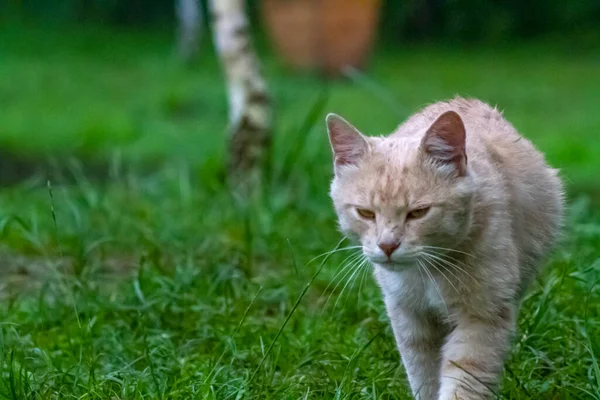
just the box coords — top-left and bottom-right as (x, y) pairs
(0, 150), (110, 185)
(0, 150), (167, 186)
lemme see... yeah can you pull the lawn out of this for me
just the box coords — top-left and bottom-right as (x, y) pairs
(0, 24), (600, 399)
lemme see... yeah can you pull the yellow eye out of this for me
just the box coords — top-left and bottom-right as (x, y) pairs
(357, 208), (376, 220)
(407, 207), (430, 220)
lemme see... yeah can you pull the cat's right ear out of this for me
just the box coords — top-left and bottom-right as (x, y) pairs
(421, 111), (467, 176)
(326, 113), (369, 172)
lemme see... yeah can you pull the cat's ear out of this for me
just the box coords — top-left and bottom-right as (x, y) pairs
(421, 111), (467, 176)
(326, 113), (369, 171)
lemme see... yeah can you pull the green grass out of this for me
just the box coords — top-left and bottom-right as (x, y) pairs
(0, 24), (600, 399)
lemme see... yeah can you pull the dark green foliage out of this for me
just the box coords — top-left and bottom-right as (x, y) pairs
(3, 0), (174, 26)
(4, 0), (600, 42)
(382, 0), (600, 42)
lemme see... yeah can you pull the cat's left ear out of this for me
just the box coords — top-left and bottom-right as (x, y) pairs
(326, 113), (369, 172)
(421, 111), (467, 176)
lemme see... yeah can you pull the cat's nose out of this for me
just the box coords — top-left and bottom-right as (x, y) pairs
(378, 241), (400, 258)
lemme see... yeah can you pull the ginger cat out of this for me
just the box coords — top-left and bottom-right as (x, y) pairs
(326, 97), (564, 399)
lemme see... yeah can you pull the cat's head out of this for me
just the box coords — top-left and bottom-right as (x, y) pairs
(326, 111), (476, 270)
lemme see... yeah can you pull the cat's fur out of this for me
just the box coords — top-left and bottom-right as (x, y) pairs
(326, 97), (563, 400)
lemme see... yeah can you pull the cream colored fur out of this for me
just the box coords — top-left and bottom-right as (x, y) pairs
(326, 97), (564, 400)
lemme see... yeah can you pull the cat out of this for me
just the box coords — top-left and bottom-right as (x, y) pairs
(325, 97), (564, 400)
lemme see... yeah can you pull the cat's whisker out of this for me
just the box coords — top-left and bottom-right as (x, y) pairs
(421, 252), (468, 288)
(420, 255), (460, 294)
(424, 251), (478, 283)
(426, 250), (473, 271)
(354, 257), (370, 285)
(307, 245), (364, 266)
(424, 250), (463, 265)
(333, 258), (366, 312)
(352, 258), (371, 305)
(416, 262), (426, 282)
(357, 259), (371, 306)
(318, 252), (360, 312)
(325, 257), (364, 314)
(340, 256), (367, 310)
(417, 259), (449, 315)
(315, 251), (362, 312)
(320, 252), (365, 313)
(421, 245), (477, 259)
(336, 256), (369, 310)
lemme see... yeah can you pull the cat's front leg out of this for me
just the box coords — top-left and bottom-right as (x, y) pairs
(438, 305), (516, 400)
(388, 307), (446, 400)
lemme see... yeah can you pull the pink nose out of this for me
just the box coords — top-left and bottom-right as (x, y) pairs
(378, 241), (400, 258)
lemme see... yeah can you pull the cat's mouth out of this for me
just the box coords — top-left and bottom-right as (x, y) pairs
(375, 260), (398, 267)
(365, 251), (420, 267)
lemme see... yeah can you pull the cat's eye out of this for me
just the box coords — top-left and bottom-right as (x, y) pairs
(357, 208), (376, 220)
(407, 207), (430, 220)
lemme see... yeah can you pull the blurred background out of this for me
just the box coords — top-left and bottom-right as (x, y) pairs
(1, 1), (600, 398)
(2, 0), (599, 183)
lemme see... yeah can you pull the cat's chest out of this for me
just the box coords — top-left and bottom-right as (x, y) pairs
(375, 266), (447, 314)
(423, 280), (447, 311)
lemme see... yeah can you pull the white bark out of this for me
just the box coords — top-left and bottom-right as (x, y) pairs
(176, 0), (202, 61)
(209, 0), (272, 184)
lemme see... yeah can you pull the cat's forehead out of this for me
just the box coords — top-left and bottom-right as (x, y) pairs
(372, 135), (420, 154)
(358, 138), (433, 207)
(366, 162), (415, 208)
(369, 137), (417, 168)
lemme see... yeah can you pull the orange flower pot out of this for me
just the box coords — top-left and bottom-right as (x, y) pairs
(261, 0), (382, 77)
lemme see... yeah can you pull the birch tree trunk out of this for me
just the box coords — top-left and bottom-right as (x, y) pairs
(209, 0), (272, 188)
(176, 0), (202, 62)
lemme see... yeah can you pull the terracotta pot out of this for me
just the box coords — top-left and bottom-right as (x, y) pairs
(261, 0), (382, 77)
